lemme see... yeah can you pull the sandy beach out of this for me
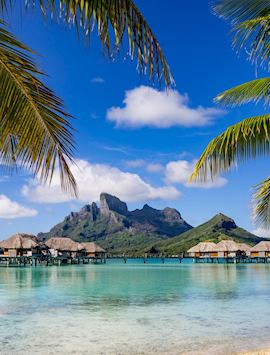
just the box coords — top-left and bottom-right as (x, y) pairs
(237, 350), (270, 355)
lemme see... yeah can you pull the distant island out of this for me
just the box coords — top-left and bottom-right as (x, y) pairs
(38, 193), (264, 256)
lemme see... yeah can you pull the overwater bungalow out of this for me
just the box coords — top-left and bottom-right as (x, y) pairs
(187, 242), (217, 258)
(250, 241), (270, 258)
(0, 233), (42, 257)
(0, 234), (107, 266)
(45, 237), (84, 258)
(214, 240), (251, 258)
(80, 242), (107, 259)
(187, 240), (251, 262)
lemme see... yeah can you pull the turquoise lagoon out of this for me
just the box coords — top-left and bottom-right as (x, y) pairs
(1, 259), (270, 354)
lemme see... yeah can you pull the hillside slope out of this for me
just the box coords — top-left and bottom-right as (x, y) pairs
(156, 213), (264, 255)
(38, 193), (192, 254)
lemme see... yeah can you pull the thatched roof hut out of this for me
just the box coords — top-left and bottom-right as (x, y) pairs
(80, 242), (106, 253)
(45, 237), (83, 252)
(0, 233), (39, 250)
(214, 240), (250, 252)
(187, 242), (217, 254)
(250, 241), (270, 252)
(237, 243), (251, 252)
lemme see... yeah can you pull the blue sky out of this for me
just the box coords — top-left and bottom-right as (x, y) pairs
(1, 0), (269, 239)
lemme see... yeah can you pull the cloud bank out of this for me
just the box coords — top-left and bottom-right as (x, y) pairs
(0, 195), (37, 219)
(165, 160), (227, 188)
(22, 159), (181, 204)
(125, 160), (163, 173)
(125, 159), (146, 168)
(107, 86), (224, 128)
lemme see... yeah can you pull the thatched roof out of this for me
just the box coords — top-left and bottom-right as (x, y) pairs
(0, 233), (39, 249)
(187, 242), (217, 253)
(45, 237), (83, 252)
(214, 240), (250, 252)
(250, 241), (270, 252)
(80, 242), (106, 253)
(237, 243), (251, 252)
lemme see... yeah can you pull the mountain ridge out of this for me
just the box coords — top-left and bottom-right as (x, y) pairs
(38, 193), (192, 245)
(38, 193), (264, 256)
(155, 213), (264, 255)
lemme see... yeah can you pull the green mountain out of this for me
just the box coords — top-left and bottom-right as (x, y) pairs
(155, 213), (264, 255)
(38, 193), (192, 255)
(38, 194), (263, 256)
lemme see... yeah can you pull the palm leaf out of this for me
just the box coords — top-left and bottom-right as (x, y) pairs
(22, 0), (174, 87)
(254, 176), (270, 227)
(0, 21), (77, 195)
(190, 114), (270, 183)
(190, 112), (270, 226)
(214, 0), (270, 22)
(214, 0), (270, 68)
(0, 0), (7, 13)
(215, 77), (270, 106)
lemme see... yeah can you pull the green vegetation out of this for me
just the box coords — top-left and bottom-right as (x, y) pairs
(191, 1), (270, 227)
(94, 213), (263, 256)
(39, 195), (263, 256)
(94, 233), (164, 257)
(38, 194), (192, 256)
(155, 213), (263, 255)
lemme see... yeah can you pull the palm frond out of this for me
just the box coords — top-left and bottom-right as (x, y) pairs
(0, 0), (7, 13)
(0, 21), (77, 195)
(24, 0), (174, 87)
(254, 176), (270, 227)
(215, 77), (270, 106)
(213, 0), (270, 68)
(214, 0), (270, 22)
(190, 114), (270, 183)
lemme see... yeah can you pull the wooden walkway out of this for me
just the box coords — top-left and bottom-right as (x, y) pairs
(192, 257), (270, 264)
(0, 256), (106, 267)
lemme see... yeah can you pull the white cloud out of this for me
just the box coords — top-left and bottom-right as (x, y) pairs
(165, 160), (227, 189)
(22, 159), (181, 204)
(125, 159), (146, 168)
(165, 160), (193, 184)
(91, 77), (105, 84)
(146, 163), (163, 173)
(252, 228), (270, 239)
(101, 145), (129, 155)
(125, 160), (163, 173)
(0, 195), (37, 219)
(106, 86), (224, 128)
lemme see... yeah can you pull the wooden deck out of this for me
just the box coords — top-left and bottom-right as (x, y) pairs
(0, 255), (106, 267)
(192, 256), (270, 264)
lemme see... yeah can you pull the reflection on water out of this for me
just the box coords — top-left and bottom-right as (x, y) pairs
(0, 259), (270, 354)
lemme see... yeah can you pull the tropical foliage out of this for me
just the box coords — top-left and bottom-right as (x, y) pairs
(0, 0), (173, 194)
(190, 0), (270, 227)
(0, 21), (77, 194)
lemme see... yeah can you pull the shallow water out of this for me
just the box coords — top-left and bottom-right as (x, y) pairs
(0, 258), (270, 354)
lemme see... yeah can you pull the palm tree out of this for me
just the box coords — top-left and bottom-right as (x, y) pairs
(0, 1), (173, 195)
(190, 0), (270, 227)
